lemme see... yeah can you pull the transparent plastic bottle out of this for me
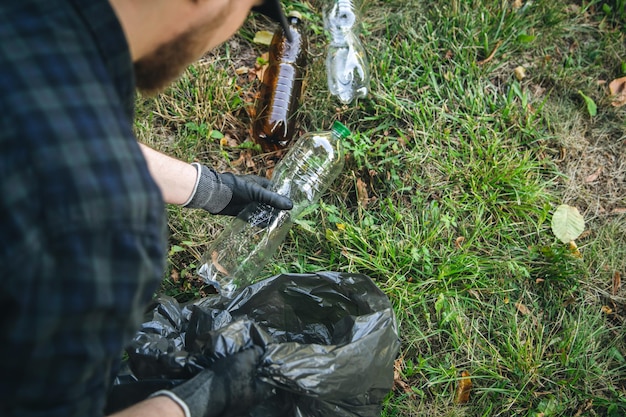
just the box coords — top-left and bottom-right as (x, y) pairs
(253, 11), (308, 153)
(324, 0), (370, 104)
(197, 121), (351, 298)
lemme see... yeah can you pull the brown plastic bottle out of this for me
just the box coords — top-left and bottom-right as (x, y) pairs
(252, 11), (307, 153)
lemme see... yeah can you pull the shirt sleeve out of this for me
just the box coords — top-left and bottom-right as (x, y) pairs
(0, 1), (168, 416)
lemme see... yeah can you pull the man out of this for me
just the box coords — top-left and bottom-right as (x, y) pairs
(0, 0), (293, 416)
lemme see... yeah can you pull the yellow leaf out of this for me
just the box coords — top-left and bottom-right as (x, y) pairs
(514, 66), (527, 80)
(253, 30), (274, 46)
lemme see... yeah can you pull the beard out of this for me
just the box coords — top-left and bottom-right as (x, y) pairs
(133, 27), (203, 96)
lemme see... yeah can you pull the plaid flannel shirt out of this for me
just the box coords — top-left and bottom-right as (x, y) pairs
(0, 0), (168, 416)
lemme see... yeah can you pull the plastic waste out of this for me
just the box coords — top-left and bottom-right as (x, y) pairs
(253, 11), (308, 153)
(324, 0), (370, 104)
(105, 271), (400, 417)
(198, 121), (350, 298)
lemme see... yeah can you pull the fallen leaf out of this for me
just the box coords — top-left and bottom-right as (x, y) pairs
(468, 289), (481, 301)
(514, 66), (527, 80)
(551, 204), (585, 244)
(454, 371), (472, 404)
(584, 166), (602, 183)
(243, 151), (256, 169)
(235, 66), (250, 75)
(608, 76), (626, 107)
(393, 358), (414, 395)
(515, 302), (531, 315)
(170, 269), (180, 283)
(612, 207), (626, 215)
(612, 271), (621, 296)
(253, 30), (274, 46)
(231, 153), (246, 167)
(455, 236), (466, 249)
(568, 240), (582, 258)
(211, 251), (229, 275)
(601, 305), (613, 314)
(512, 0), (523, 9)
(356, 178), (369, 207)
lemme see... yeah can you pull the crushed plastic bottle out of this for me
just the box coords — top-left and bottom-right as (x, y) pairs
(197, 121), (351, 298)
(253, 11), (308, 153)
(324, 0), (369, 104)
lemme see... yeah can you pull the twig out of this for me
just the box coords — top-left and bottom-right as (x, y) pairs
(477, 40), (503, 65)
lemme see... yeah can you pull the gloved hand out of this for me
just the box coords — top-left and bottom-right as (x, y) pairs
(150, 347), (273, 417)
(184, 163), (293, 217)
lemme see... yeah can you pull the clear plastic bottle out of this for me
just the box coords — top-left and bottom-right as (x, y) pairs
(197, 121), (351, 298)
(324, 0), (370, 104)
(252, 11), (308, 152)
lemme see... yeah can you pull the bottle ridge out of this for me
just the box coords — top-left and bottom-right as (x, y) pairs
(198, 121), (351, 298)
(252, 11), (308, 153)
(324, 0), (370, 104)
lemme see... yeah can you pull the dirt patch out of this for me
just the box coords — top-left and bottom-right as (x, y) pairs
(554, 116), (626, 219)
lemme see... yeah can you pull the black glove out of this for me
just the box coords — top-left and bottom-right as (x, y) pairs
(184, 163), (293, 217)
(150, 347), (273, 417)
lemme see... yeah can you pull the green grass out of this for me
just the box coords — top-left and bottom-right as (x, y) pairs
(136, 0), (626, 415)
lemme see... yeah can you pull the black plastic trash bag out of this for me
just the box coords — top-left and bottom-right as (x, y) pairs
(106, 271), (400, 417)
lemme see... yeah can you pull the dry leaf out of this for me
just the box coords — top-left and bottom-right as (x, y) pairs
(170, 269), (180, 283)
(455, 236), (466, 249)
(211, 251), (229, 275)
(393, 358), (414, 395)
(252, 30), (274, 46)
(514, 66), (527, 80)
(235, 66), (250, 75)
(608, 76), (626, 107)
(568, 240), (582, 258)
(612, 271), (621, 296)
(512, 0), (524, 9)
(612, 207), (626, 215)
(231, 153), (246, 167)
(515, 302), (531, 315)
(454, 371), (472, 404)
(584, 166), (602, 183)
(601, 305), (613, 314)
(356, 178), (369, 207)
(243, 151), (256, 169)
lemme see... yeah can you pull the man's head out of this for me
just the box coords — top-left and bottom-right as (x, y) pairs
(114, 0), (289, 95)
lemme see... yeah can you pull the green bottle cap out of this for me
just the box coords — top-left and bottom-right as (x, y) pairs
(332, 121), (351, 139)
